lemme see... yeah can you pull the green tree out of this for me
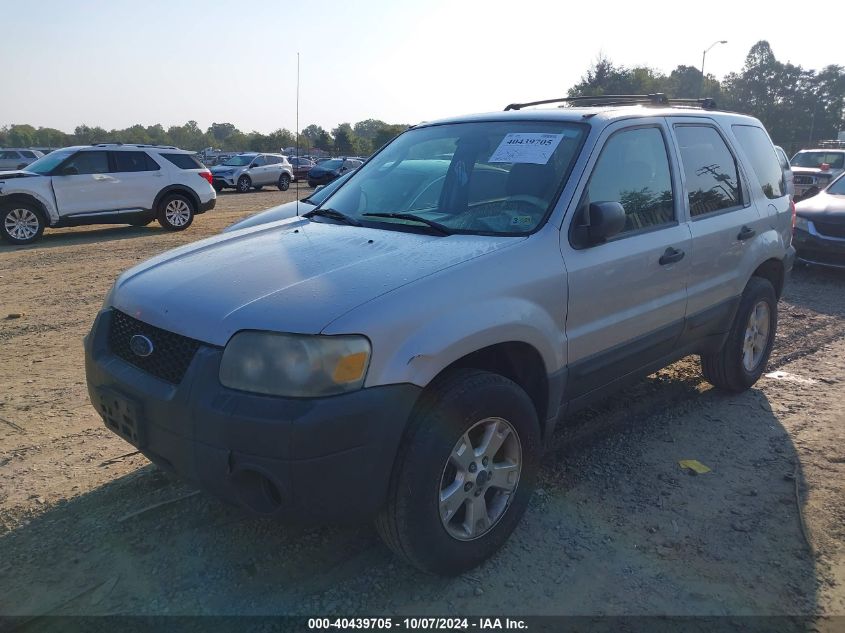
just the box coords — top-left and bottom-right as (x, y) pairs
(332, 123), (356, 155)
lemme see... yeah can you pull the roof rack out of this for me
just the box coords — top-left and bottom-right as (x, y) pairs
(504, 93), (718, 112)
(90, 143), (178, 149)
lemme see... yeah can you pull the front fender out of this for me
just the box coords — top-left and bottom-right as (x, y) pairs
(0, 178), (58, 224)
(369, 296), (564, 388)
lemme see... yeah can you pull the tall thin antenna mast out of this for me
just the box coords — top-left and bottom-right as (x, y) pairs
(295, 51), (301, 213)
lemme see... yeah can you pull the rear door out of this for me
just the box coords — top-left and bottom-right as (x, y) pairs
(562, 120), (692, 398)
(667, 118), (764, 321)
(51, 151), (114, 216)
(108, 151), (164, 210)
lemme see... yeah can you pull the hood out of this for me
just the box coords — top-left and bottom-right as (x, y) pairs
(210, 164), (240, 173)
(109, 219), (524, 346)
(791, 166), (839, 177)
(0, 170), (39, 180)
(796, 192), (845, 222)
(222, 200), (313, 232)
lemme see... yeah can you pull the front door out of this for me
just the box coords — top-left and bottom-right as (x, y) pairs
(562, 122), (691, 398)
(51, 151), (114, 217)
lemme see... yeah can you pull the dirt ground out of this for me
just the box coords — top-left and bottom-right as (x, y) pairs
(1, 186), (844, 624)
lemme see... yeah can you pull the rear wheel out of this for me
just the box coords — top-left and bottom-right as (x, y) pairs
(375, 370), (540, 575)
(1, 204), (45, 245)
(701, 276), (777, 392)
(156, 194), (194, 231)
(237, 175), (252, 193)
(278, 173), (291, 191)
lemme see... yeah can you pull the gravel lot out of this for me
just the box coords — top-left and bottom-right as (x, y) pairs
(1, 187), (843, 624)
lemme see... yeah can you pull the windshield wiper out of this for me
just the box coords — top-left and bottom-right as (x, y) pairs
(304, 207), (362, 226)
(362, 212), (453, 235)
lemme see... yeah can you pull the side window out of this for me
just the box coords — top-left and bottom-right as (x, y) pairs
(112, 151), (160, 172)
(266, 155), (281, 165)
(731, 125), (785, 199)
(674, 125), (741, 217)
(251, 155), (266, 167)
(60, 151), (109, 175)
(578, 127), (675, 234)
(0, 151), (14, 159)
(20, 151), (36, 159)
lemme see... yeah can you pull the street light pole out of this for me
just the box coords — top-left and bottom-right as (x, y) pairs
(700, 40), (727, 96)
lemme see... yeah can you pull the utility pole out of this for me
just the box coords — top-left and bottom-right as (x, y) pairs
(700, 40), (727, 96)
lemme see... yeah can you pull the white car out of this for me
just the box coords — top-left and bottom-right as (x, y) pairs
(209, 153), (294, 193)
(0, 148), (44, 171)
(0, 144), (216, 245)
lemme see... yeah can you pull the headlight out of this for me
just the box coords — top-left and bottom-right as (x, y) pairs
(219, 332), (371, 397)
(794, 215), (810, 232)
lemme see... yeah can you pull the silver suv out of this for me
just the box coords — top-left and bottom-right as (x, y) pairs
(0, 148), (44, 170)
(85, 95), (794, 575)
(209, 152), (294, 193)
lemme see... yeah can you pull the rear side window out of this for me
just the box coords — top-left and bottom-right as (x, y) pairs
(265, 155), (282, 165)
(160, 153), (204, 170)
(0, 151), (20, 159)
(732, 125), (785, 199)
(578, 126), (675, 234)
(19, 150), (36, 158)
(674, 125), (741, 217)
(112, 151), (160, 172)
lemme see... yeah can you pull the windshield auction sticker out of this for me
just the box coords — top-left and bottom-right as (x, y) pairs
(488, 133), (564, 164)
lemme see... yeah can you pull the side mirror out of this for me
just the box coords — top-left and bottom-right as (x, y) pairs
(575, 201), (626, 246)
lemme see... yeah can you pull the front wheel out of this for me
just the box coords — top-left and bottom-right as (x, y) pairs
(1, 204), (45, 245)
(701, 276), (777, 392)
(375, 370), (540, 575)
(278, 173), (291, 191)
(157, 194), (195, 231)
(236, 175), (252, 193)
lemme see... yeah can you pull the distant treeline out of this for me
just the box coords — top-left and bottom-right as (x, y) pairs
(2, 41), (842, 156)
(569, 41), (844, 154)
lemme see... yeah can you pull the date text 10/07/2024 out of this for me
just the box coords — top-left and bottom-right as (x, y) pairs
(307, 617), (528, 630)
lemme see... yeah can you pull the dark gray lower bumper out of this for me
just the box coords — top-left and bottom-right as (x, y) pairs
(793, 229), (845, 269)
(84, 310), (421, 522)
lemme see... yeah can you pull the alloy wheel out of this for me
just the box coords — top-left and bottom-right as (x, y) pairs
(164, 199), (191, 227)
(742, 300), (771, 371)
(439, 417), (522, 541)
(4, 208), (40, 241)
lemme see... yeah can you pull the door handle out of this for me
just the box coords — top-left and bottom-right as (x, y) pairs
(737, 226), (756, 241)
(659, 247), (685, 265)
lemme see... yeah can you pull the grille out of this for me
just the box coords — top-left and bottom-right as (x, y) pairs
(107, 310), (201, 384)
(814, 221), (845, 239)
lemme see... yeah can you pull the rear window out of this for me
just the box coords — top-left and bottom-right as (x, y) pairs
(791, 151), (845, 170)
(112, 151), (161, 172)
(160, 153), (204, 170)
(731, 125), (785, 199)
(674, 125), (741, 217)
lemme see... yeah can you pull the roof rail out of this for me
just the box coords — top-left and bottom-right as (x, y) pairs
(504, 93), (718, 111)
(90, 143), (178, 149)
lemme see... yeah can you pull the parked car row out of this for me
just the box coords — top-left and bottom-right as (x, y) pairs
(0, 148), (44, 171)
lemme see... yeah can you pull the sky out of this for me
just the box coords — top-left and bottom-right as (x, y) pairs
(2, 0), (842, 135)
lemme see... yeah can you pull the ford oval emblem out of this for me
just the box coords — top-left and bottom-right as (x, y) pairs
(129, 334), (154, 358)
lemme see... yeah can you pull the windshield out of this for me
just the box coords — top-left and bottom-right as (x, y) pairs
(791, 151), (845, 170)
(221, 155), (256, 167)
(827, 174), (845, 195)
(317, 121), (587, 235)
(23, 149), (74, 175)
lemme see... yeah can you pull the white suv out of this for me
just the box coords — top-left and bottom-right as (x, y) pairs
(0, 144), (217, 245)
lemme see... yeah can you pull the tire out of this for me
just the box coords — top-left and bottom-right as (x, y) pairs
(236, 175), (252, 193)
(278, 173), (291, 191)
(156, 194), (194, 231)
(308, 180), (317, 188)
(1, 203), (45, 245)
(213, 182), (224, 193)
(701, 276), (777, 393)
(375, 369), (541, 575)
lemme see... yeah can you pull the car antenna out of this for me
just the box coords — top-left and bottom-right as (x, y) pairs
(295, 51), (301, 216)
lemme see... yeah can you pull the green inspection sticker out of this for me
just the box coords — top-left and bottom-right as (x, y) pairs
(511, 215), (533, 226)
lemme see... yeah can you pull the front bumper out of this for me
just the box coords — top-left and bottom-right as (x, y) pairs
(212, 174), (237, 187)
(84, 309), (421, 522)
(793, 225), (845, 269)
